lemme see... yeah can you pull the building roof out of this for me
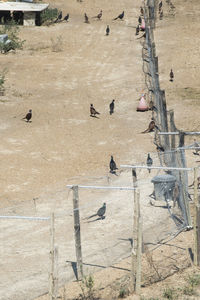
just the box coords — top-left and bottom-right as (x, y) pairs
(0, 2), (49, 12)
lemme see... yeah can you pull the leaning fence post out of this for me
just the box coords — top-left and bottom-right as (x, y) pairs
(136, 208), (142, 294)
(194, 167), (199, 266)
(72, 185), (83, 280)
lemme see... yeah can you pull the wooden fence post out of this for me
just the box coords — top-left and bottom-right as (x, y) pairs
(136, 212), (142, 295)
(194, 167), (199, 266)
(49, 213), (58, 300)
(72, 185), (83, 280)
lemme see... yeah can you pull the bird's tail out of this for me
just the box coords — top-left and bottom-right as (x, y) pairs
(21, 117), (26, 120)
(148, 168), (151, 174)
(113, 17), (118, 20)
(96, 111), (100, 115)
(141, 128), (149, 134)
(87, 213), (97, 219)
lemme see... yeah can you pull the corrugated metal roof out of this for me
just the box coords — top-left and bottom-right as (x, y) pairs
(0, 2), (49, 11)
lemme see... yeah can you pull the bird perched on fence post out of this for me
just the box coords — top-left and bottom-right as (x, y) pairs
(146, 153), (153, 173)
(87, 203), (106, 220)
(22, 109), (32, 122)
(110, 155), (118, 174)
(63, 13), (69, 22)
(169, 69), (174, 82)
(92, 10), (102, 20)
(113, 11), (124, 21)
(106, 25), (110, 36)
(84, 13), (89, 23)
(90, 104), (100, 117)
(109, 99), (115, 115)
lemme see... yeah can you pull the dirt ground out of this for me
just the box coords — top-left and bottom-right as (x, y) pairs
(0, 0), (200, 299)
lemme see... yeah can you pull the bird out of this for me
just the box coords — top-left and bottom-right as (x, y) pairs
(159, 1), (163, 13)
(106, 25), (110, 36)
(140, 7), (144, 15)
(84, 13), (89, 23)
(135, 24), (140, 35)
(113, 11), (124, 20)
(169, 69), (174, 81)
(63, 14), (69, 22)
(159, 10), (163, 19)
(109, 99), (115, 115)
(87, 203), (106, 220)
(156, 144), (165, 152)
(138, 16), (142, 25)
(142, 118), (158, 133)
(22, 109), (32, 122)
(146, 153), (153, 173)
(92, 10), (102, 20)
(110, 155), (118, 173)
(193, 139), (200, 155)
(55, 11), (62, 22)
(90, 104), (100, 117)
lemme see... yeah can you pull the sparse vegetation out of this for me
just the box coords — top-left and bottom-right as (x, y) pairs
(40, 7), (59, 24)
(51, 35), (63, 52)
(79, 275), (97, 300)
(163, 287), (176, 299)
(0, 69), (7, 95)
(0, 21), (25, 53)
(118, 287), (129, 298)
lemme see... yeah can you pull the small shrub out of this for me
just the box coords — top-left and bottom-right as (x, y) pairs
(80, 275), (95, 300)
(187, 273), (200, 288)
(182, 284), (194, 296)
(163, 287), (175, 300)
(0, 69), (7, 94)
(40, 7), (59, 24)
(0, 21), (25, 53)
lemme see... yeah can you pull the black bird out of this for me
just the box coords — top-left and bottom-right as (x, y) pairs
(84, 13), (89, 23)
(169, 69), (174, 82)
(109, 99), (115, 115)
(90, 104), (100, 117)
(106, 25), (110, 36)
(87, 203), (106, 219)
(136, 24), (140, 35)
(138, 16), (142, 25)
(159, 1), (162, 13)
(140, 7), (144, 15)
(92, 10), (102, 20)
(63, 13), (69, 22)
(22, 109), (32, 122)
(55, 11), (62, 22)
(146, 153), (153, 173)
(113, 11), (124, 20)
(110, 155), (118, 173)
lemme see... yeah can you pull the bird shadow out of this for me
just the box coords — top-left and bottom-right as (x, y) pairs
(169, 79), (173, 82)
(109, 170), (118, 176)
(86, 216), (106, 223)
(193, 152), (200, 156)
(21, 119), (32, 123)
(90, 115), (100, 119)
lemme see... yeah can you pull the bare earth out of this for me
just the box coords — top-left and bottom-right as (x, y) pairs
(0, 0), (200, 299)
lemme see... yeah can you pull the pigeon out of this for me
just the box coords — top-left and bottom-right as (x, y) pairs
(193, 139), (200, 155)
(110, 155), (118, 173)
(106, 25), (110, 36)
(22, 109), (32, 122)
(138, 16), (142, 25)
(142, 118), (158, 133)
(169, 69), (174, 81)
(84, 13), (89, 23)
(55, 11), (62, 22)
(63, 14), (69, 22)
(146, 153), (153, 173)
(136, 24), (140, 35)
(113, 11), (124, 20)
(90, 104), (100, 117)
(87, 203), (106, 219)
(159, 1), (162, 13)
(109, 99), (115, 115)
(92, 10), (102, 20)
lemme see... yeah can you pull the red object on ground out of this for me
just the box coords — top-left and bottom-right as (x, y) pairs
(141, 19), (145, 31)
(137, 95), (149, 112)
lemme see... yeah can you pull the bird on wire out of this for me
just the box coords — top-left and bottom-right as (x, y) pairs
(110, 155), (118, 174)
(90, 104), (100, 117)
(84, 13), (89, 23)
(55, 11), (62, 23)
(141, 118), (158, 133)
(169, 69), (174, 82)
(63, 14), (69, 22)
(22, 109), (32, 122)
(113, 11), (124, 20)
(106, 25), (110, 36)
(193, 139), (200, 155)
(87, 203), (106, 220)
(135, 24), (140, 35)
(109, 99), (115, 115)
(92, 10), (102, 20)
(146, 153), (153, 173)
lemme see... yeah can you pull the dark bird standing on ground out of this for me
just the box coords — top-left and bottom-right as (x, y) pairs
(109, 99), (115, 115)
(22, 109), (32, 122)
(146, 153), (153, 173)
(159, 1), (163, 13)
(84, 13), (89, 23)
(90, 104), (100, 117)
(92, 10), (102, 20)
(106, 25), (110, 35)
(136, 24), (140, 35)
(110, 155), (118, 173)
(63, 14), (69, 22)
(113, 11), (124, 20)
(142, 118), (158, 133)
(138, 16), (142, 24)
(169, 69), (174, 82)
(55, 11), (62, 22)
(87, 203), (106, 220)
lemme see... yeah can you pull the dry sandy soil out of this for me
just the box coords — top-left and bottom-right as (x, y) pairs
(0, 0), (200, 299)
